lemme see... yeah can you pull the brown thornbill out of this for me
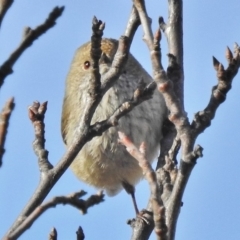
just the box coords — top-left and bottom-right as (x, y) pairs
(61, 38), (167, 213)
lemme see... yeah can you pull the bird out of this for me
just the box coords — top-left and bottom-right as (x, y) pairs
(61, 38), (167, 213)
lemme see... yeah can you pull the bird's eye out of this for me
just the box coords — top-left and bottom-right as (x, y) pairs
(83, 61), (91, 70)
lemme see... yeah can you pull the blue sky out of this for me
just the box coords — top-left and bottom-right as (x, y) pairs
(1, 1), (240, 239)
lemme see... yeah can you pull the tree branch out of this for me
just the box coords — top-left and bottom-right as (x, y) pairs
(0, 6), (64, 89)
(124, 5), (140, 45)
(133, 1), (187, 238)
(0, 0), (13, 28)
(133, 2), (240, 240)
(192, 44), (240, 134)
(159, 0), (184, 103)
(0, 97), (14, 167)
(133, 0), (183, 177)
(157, 0), (184, 184)
(6, 191), (104, 239)
(118, 132), (167, 240)
(28, 101), (53, 171)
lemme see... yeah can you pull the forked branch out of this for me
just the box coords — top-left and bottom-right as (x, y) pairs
(0, 6), (64, 89)
(132, 1), (240, 240)
(7, 191), (104, 239)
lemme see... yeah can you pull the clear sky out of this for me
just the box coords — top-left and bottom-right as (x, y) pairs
(1, 0), (240, 239)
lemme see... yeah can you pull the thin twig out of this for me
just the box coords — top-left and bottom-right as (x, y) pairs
(90, 16), (104, 92)
(28, 101), (53, 171)
(165, 44), (240, 240)
(6, 191), (104, 239)
(0, 6), (64, 89)
(118, 132), (167, 240)
(124, 5), (140, 45)
(0, 0), (14, 28)
(100, 35), (130, 93)
(192, 44), (240, 135)
(0, 97), (14, 167)
(159, 0), (184, 103)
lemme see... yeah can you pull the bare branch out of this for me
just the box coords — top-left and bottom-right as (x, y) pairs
(128, 214), (154, 240)
(100, 36), (130, 92)
(133, 1), (202, 239)
(132, 9), (186, 232)
(134, 0), (153, 43)
(163, 44), (240, 240)
(133, 0), (186, 127)
(0, 6), (64, 89)
(6, 191), (104, 240)
(91, 16), (105, 88)
(0, 97), (14, 167)
(192, 44), (240, 134)
(159, 0), (184, 102)
(28, 101), (53, 172)
(157, 0), (184, 186)
(0, 0), (13, 28)
(153, 35), (187, 129)
(118, 132), (167, 240)
(124, 6), (140, 44)
(5, 74), (154, 240)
